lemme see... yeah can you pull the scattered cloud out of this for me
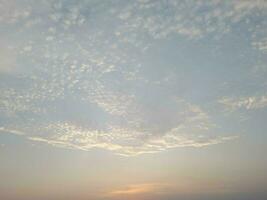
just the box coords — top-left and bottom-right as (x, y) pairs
(2, 0), (266, 156)
(0, 101), (237, 156)
(219, 96), (267, 111)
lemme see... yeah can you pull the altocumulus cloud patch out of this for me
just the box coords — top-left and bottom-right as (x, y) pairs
(1, 0), (267, 156)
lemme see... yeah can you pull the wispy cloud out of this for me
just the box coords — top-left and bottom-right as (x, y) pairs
(219, 96), (267, 111)
(0, 127), (25, 136)
(106, 179), (233, 198)
(108, 183), (172, 196)
(0, 113), (237, 156)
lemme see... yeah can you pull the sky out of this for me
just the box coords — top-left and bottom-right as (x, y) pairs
(0, 0), (267, 199)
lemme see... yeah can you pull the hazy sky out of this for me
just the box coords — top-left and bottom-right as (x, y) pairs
(1, 0), (267, 200)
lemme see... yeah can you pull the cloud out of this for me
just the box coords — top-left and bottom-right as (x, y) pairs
(0, 100), (237, 156)
(114, 0), (267, 44)
(106, 179), (232, 198)
(252, 27), (267, 53)
(219, 96), (267, 111)
(109, 183), (169, 196)
(3, 0), (260, 156)
(0, 127), (25, 136)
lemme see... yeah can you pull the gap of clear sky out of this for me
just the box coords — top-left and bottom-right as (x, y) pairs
(0, 0), (267, 200)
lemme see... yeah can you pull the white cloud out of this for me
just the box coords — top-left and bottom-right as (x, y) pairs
(3, 0), (262, 156)
(0, 100), (236, 156)
(115, 0), (263, 41)
(219, 96), (267, 111)
(0, 127), (25, 136)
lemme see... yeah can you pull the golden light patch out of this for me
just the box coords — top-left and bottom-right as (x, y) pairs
(108, 183), (171, 196)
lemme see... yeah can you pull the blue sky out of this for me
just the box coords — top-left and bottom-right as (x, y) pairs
(1, 0), (267, 199)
